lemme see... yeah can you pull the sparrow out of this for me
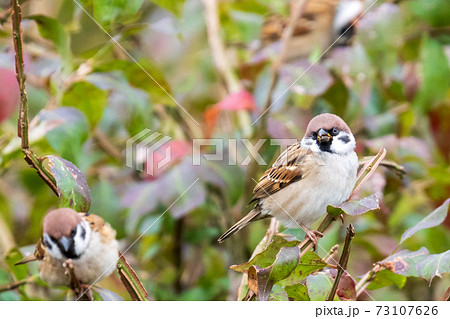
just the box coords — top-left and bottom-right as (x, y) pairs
(16, 208), (119, 288)
(218, 113), (358, 245)
(256, 0), (363, 62)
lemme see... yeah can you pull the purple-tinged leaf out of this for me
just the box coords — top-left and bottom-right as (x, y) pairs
(417, 250), (450, 285)
(46, 155), (91, 212)
(327, 194), (379, 217)
(336, 273), (356, 301)
(400, 199), (449, 244)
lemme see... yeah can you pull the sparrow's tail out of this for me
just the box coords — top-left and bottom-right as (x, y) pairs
(218, 209), (266, 243)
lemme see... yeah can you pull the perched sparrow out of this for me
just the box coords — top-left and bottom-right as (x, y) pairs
(16, 208), (119, 287)
(218, 113), (358, 245)
(257, 0), (363, 61)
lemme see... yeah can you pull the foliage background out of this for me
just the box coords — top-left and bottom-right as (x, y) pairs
(0, 0), (449, 300)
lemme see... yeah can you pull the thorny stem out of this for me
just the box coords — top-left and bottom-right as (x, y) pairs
(326, 224), (355, 301)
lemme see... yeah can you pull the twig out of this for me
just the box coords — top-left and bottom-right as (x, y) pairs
(350, 148), (386, 199)
(324, 245), (339, 263)
(326, 224), (355, 301)
(355, 264), (381, 297)
(11, 0), (58, 194)
(0, 277), (31, 293)
(116, 253), (149, 301)
(258, 0), (308, 133)
(359, 158), (405, 178)
(439, 286), (450, 301)
(202, 0), (241, 93)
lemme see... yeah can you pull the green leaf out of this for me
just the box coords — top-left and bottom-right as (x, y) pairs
(306, 270), (339, 301)
(230, 235), (300, 273)
(327, 194), (379, 217)
(62, 81), (108, 127)
(284, 284), (310, 301)
(46, 155), (91, 212)
(277, 251), (327, 286)
(377, 247), (429, 277)
(366, 269), (406, 290)
(152, 0), (186, 17)
(268, 285), (289, 301)
(414, 37), (450, 112)
(247, 246), (300, 301)
(416, 250), (450, 285)
(28, 15), (72, 69)
(400, 199), (449, 244)
(89, 0), (145, 25)
(5, 248), (27, 281)
(406, 0), (450, 27)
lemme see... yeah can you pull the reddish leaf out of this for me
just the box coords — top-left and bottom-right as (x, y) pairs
(0, 68), (19, 123)
(144, 140), (191, 179)
(216, 90), (255, 111)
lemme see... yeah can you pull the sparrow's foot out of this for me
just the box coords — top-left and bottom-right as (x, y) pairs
(62, 259), (74, 276)
(304, 229), (323, 251)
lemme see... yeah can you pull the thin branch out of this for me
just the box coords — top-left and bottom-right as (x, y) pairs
(326, 224), (355, 301)
(350, 148), (387, 199)
(355, 264), (381, 297)
(0, 277), (30, 293)
(202, 0), (241, 94)
(258, 0), (308, 133)
(439, 286), (450, 301)
(11, 0), (58, 194)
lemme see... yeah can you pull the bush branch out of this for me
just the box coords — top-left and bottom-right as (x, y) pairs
(326, 224), (355, 301)
(11, 0), (58, 194)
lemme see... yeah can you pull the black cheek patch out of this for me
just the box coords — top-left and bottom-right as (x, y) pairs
(43, 237), (53, 249)
(338, 135), (350, 143)
(80, 226), (86, 240)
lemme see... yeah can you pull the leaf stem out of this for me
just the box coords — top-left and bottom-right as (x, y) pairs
(326, 224), (355, 301)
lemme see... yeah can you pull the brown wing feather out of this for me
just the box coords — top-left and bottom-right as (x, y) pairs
(15, 238), (46, 265)
(251, 142), (316, 202)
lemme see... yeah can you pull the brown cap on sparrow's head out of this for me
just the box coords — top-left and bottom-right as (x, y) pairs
(43, 208), (91, 260)
(304, 113), (351, 137)
(43, 208), (82, 240)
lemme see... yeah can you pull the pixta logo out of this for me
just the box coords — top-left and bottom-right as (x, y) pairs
(126, 129), (172, 176)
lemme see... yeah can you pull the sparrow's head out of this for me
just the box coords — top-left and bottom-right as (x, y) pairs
(301, 113), (356, 154)
(42, 208), (91, 260)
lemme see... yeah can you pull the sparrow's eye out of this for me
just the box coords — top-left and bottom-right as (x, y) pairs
(331, 127), (339, 135)
(70, 228), (76, 237)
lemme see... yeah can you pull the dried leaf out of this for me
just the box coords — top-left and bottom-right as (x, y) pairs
(377, 247), (429, 277)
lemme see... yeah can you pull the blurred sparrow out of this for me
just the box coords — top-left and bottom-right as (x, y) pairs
(218, 113), (358, 245)
(16, 208), (119, 287)
(258, 0), (363, 61)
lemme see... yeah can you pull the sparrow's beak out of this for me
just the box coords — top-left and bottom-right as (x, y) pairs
(59, 236), (70, 252)
(317, 129), (332, 143)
